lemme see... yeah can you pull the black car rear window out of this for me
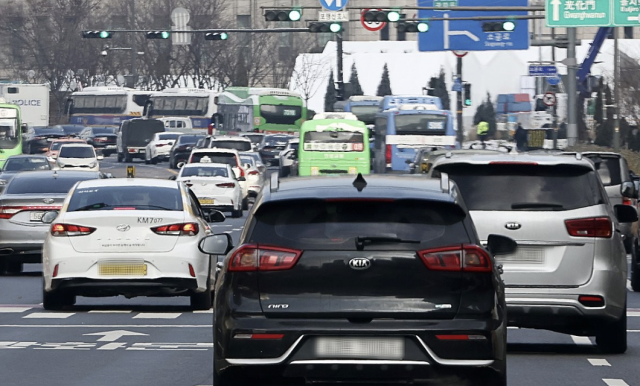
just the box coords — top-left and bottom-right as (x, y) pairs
(67, 186), (183, 211)
(178, 135), (203, 144)
(34, 127), (65, 136)
(6, 175), (97, 194)
(190, 153), (238, 167)
(211, 140), (252, 151)
(435, 164), (603, 211)
(250, 199), (469, 251)
(93, 128), (116, 135)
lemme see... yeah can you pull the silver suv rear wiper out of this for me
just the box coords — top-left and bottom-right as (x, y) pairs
(511, 202), (565, 210)
(355, 236), (421, 251)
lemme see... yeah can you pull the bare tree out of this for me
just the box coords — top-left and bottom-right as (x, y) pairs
(291, 54), (330, 107)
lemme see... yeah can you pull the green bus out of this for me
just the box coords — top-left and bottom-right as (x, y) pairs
(216, 87), (306, 134)
(0, 100), (25, 168)
(298, 119), (370, 177)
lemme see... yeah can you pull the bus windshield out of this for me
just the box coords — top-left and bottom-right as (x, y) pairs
(260, 105), (302, 125)
(303, 131), (365, 152)
(394, 115), (448, 135)
(350, 105), (379, 124)
(0, 117), (19, 150)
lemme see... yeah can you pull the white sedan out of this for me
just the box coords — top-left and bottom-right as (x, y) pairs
(177, 163), (245, 218)
(41, 178), (226, 310)
(145, 132), (182, 164)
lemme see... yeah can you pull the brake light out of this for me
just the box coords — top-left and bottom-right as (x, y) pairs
(578, 295), (605, 307)
(216, 183), (235, 188)
(386, 144), (392, 164)
(435, 334), (486, 340)
(128, 149), (136, 153)
(565, 217), (612, 238)
(52, 264), (59, 278)
(50, 223), (96, 237)
(248, 171), (260, 176)
(151, 223), (199, 236)
(94, 138), (106, 142)
(186, 183), (193, 187)
(623, 198), (633, 206)
(418, 245), (492, 272)
(0, 205), (61, 219)
(156, 144), (167, 147)
(228, 245), (302, 272)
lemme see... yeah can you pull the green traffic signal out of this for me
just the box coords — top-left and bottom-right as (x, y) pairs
(464, 99), (472, 106)
(146, 31), (171, 39)
(387, 11), (401, 22)
(82, 30), (112, 39)
(289, 9), (302, 21)
(161, 31), (170, 39)
(417, 22), (429, 33)
(329, 23), (342, 33)
(99, 31), (111, 38)
(309, 22), (342, 33)
(503, 21), (516, 31)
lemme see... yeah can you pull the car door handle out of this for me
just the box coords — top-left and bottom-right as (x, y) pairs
(496, 264), (504, 275)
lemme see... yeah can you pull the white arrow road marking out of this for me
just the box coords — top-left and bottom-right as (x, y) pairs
(588, 359), (611, 366)
(603, 380), (630, 386)
(551, 0), (562, 21)
(84, 330), (149, 342)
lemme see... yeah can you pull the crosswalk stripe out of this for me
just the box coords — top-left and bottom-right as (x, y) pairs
(133, 313), (181, 319)
(88, 310), (133, 314)
(23, 313), (74, 319)
(0, 307), (32, 313)
(571, 335), (593, 345)
(603, 379), (630, 386)
(588, 359), (611, 366)
(193, 309), (213, 314)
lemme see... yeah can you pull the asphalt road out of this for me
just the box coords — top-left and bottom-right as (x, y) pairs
(0, 156), (639, 385)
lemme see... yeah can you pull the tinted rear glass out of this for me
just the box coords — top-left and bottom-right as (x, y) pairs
(250, 199), (469, 251)
(159, 133), (180, 141)
(68, 186), (183, 211)
(178, 135), (203, 145)
(61, 126), (84, 135)
(588, 156), (622, 186)
(436, 164), (603, 211)
(6, 175), (97, 194)
(211, 140), (252, 151)
(181, 166), (229, 178)
(3, 157), (50, 171)
(59, 146), (95, 158)
(190, 152), (238, 167)
(34, 128), (65, 136)
(92, 128), (116, 135)
(243, 134), (264, 144)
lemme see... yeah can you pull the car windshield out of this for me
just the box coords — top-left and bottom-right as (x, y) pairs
(191, 153), (237, 167)
(67, 186), (184, 211)
(262, 136), (291, 149)
(3, 157), (50, 172)
(159, 133), (180, 141)
(211, 140), (252, 152)
(249, 199), (468, 251)
(434, 164), (603, 211)
(6, 175), (97, 194)
(181, 166), (229, 178)
(59, 146), (95, 158)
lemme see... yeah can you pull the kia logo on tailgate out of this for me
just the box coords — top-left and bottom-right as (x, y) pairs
(505, 222), (522, 230)
(349, 258), (371, 270)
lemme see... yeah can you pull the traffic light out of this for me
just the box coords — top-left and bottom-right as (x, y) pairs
(82, 30), (112, 39)
(463, 83), (472, 106)
(205, 32), (228, 41)
(482, 21), (516, 32)
(397, 21), (429, 33)
(146, 31), (171, 39)
(363, 10), (401, 22)
(264, 9), (302, 22)
(308, 22), (342, 33)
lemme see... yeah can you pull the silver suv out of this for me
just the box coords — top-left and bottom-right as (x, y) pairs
(430, 152), (637, 353)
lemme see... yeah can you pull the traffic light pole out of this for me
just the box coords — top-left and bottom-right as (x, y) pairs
(336, 32), (344, 101)
(129, 0), (138, 86)
(457, 57), (464, 146)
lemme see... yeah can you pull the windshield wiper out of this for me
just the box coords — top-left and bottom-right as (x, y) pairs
(136, 205), (174, 210)
(355, 236), (421, 251)
(511, 202), (565, 210)
(74, 202), (111, 211)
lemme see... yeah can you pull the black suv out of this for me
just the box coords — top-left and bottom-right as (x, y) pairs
(199, 174), (515, 386)
(169, 134), (204, 169)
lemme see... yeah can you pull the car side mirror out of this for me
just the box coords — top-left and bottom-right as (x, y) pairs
(615, 204), (638, 223)
(487, 234), (517, 255)
(237, 176), (246, 182)
(168, 175), (177, 180)
(621, 181), (636, 198)
(207, 210), (226, 223)
(41, 211), (59, 224)
(198, 233), (233, 255)
(634, 181), (640, 198)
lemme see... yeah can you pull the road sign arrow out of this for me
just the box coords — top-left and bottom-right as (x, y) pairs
(84, 330), (149, 342)
(551, 0), (562, 22)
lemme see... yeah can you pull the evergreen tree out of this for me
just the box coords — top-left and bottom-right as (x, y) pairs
(473, 101), (486, 125)
(427, 68), (450, 111)
(324, 71), (337, 112)
(347, 63), (364, 98)
(376, 63), (392, 96)
(483, 92), (497, 138)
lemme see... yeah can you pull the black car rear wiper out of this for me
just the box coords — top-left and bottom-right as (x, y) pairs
(74, 202), (110, 211)
(355, 236), (420, 251)
(511, 202), (565, 210)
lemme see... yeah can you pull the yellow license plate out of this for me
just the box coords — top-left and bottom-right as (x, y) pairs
(199, 199), (214, 205)
(99, 264), (147, 276)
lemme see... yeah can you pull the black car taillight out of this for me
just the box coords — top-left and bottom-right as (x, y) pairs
(228, 244), (302, 272)
(418, 245), (492, 272)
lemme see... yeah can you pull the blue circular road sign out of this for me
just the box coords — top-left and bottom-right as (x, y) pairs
(547, 75), (560, 86)
(319, 0), (349, 11)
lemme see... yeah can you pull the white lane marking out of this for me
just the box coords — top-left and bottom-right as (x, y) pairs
(629, 311), (640, 317)
(193, 309), (213, 314)
(628, 280), (633, 291)
(23, 313), (74, 319)
(232, 228), (243, 231)
(88, 310), (132, 314)
(588, 359), (611, 366)
(0, 325), (208, 328)
(97, 342), (127, 350)
(0, 307), (32, 313)
(603, 380), (630, 386)
(571, 335), (593, 345)
(133, 313), (181, 319)
(507, 327), (519, 329)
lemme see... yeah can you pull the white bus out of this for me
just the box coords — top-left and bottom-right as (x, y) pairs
(146, 88), (219, 130)
(66, 86), (155, 127)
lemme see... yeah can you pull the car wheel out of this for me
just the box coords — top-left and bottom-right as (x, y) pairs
(117, 153), (124, 163)
(242, 197), (249, 210)
(42, 288), (75, 311)
(151, 157), (158, 165)
(595, 303), (627, 354)
(632, 243), (640, 292)
(125, 153), (132, 163)
(190, 273), (212, 311)
(213, 368), (250, 386)
(4, 262), (22, 275)
(231, 206), (243, 218)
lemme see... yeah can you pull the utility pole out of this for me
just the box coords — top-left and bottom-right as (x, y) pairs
(457, 57), (464, 145)
(613, 27), (620, 151)
(336, 32), (344, 101)
(567, 28), (578, 147)
(129, 0), (138, 87)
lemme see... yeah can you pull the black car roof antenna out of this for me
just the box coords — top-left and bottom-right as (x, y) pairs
(353, 173), (367, 192)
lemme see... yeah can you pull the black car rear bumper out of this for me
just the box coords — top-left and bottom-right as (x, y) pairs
(51, 278), (198, 297)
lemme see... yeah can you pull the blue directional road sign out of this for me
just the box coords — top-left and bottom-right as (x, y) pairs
(547, 75), (561, 86)
(452, 77), (462, 92)
(319, 0), (349, 11)
(528, 65), (558, 77)
(418, 0), (529, 52)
